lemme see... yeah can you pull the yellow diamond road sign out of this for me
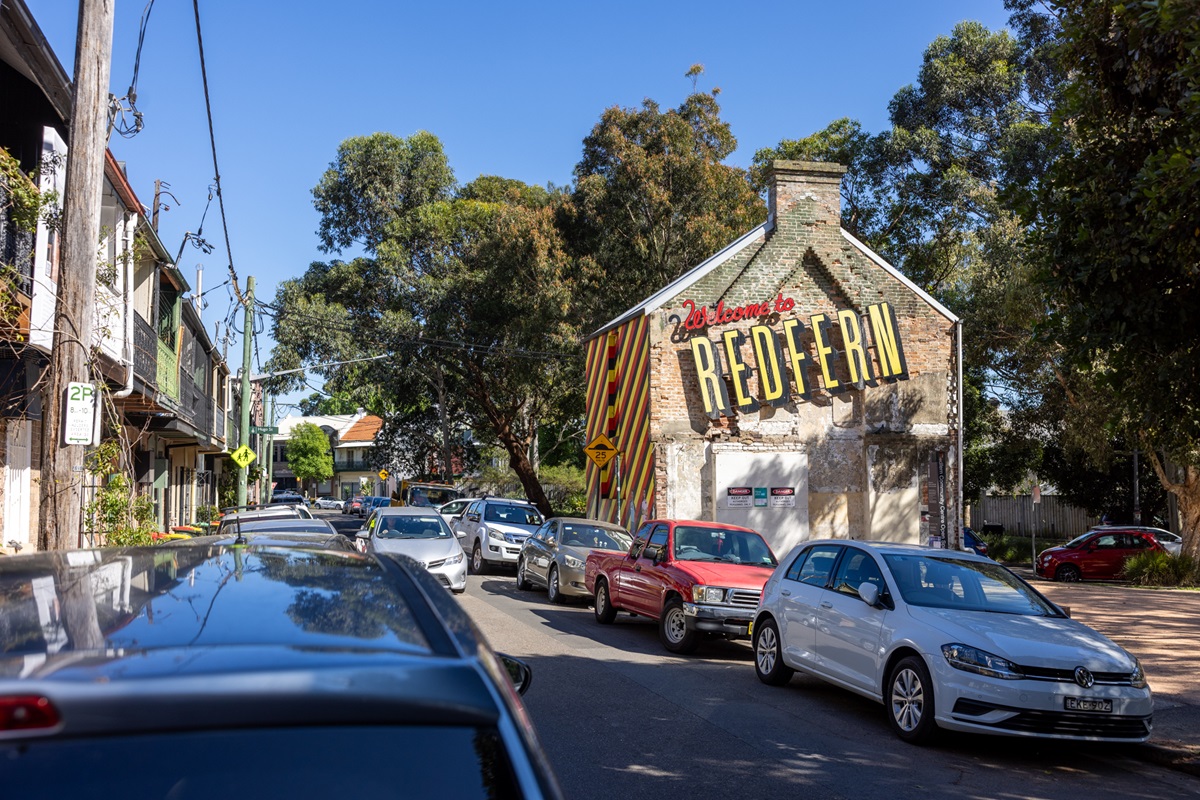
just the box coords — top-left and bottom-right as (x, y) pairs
(230, 445), (257, 469)
(584, 434), (619, 469)
(378, 469), (389, 481)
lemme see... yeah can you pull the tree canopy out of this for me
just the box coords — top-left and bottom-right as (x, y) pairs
(285, 423), (334, 488)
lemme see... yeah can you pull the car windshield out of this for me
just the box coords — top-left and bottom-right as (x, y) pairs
(672, 526), (777, 566)
(559, 524), (632, 551)
(883, 553), (1063, 616)
(376, 515), (452, 539)
(483, 504), (542, 526)
(1063, 532), (1095, 548)
(410, 486), (462, 507)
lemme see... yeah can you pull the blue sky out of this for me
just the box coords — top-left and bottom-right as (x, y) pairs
(25, 0), (1011, 409)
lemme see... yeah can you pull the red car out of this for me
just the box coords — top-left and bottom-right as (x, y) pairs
(343, 496), (365, 516)
(1036, 527), (1166, 582)
(584, 519), (777, 654)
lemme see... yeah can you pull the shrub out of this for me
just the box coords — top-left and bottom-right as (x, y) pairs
(1122, 551), (1198, 587)
(982, 534), (1068, 565)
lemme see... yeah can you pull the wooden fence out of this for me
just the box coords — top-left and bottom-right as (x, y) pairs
(968, 495), (1101, 540)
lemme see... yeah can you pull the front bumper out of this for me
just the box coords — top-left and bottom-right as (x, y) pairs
(558, 563), (591, 598)
(484, 537), (527, 564)
(682, 602), (756, 637)
(930, 655), (1153, 741)
(427, 556), (468, 593)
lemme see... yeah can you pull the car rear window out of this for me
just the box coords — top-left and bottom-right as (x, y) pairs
(0, 549), (432, 658)
(0, 725), (521, 798)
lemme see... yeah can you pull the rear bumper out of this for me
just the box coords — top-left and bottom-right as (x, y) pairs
(682, 602), (756, 637)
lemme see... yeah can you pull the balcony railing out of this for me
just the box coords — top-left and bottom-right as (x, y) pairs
(133, 315), (157, 385)
(157, 339), (179, 402)
(334, 459), (376, 472)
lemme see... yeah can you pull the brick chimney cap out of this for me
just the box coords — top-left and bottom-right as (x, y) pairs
(769, 159), (848, 179)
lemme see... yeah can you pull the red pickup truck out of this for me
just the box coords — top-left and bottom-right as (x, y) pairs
(584, 519), (778, 654)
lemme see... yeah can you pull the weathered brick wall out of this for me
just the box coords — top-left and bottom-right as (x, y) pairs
(646, 161), (958, 543)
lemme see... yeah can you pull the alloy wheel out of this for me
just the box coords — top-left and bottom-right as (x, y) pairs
(756, 626), (778, 675)
(891, 667), (925, 732)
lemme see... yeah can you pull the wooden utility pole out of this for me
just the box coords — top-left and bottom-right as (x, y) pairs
(38, 0), (115, 551)
(235, 276), (254, 507)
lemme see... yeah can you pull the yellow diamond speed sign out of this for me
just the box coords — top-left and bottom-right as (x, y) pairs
(584, 434), (619, 469)
(230, 445), (257, 469)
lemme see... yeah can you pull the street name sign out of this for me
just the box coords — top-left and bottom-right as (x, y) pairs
(250, 425), (279, 435)
(230, 445), (257, 468)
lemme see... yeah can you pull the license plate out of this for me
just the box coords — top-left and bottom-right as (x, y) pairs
(1065, 697), (1112, 713)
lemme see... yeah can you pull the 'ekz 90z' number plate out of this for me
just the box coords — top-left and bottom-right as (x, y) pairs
(1065, 697), (1113, 712)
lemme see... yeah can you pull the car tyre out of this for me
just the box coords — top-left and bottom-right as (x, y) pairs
(753, 617), (794, 686)
(887, 656), (938, 744)
(515, 558), (532, 590)
(471, 541), (490, 576)
(594, 579), (617, 624)
(547, 565), (564, 604)
(1056, 564), (1081, 583)
(659, 598), (700, 654)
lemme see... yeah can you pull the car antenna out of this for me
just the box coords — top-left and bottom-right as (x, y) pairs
(234, 507), (246, 546)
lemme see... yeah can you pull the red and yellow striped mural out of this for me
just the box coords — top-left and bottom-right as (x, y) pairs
(584, 315), (654, 530)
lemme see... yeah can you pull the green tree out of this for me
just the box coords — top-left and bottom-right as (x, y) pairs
(266, 131), (582, 516)
(286, 422), (334, 494)
(1023, 0), (1200, 551)
(568, 74), (766, 326)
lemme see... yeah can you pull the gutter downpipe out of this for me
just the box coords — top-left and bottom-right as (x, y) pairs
(113, 215), (135, 399)
(956, 319), (964, 548)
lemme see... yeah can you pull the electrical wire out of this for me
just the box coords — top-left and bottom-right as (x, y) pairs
(109, 0), (156, 139)
(192, 0), (242, 304)
(253, 300), (578, 360)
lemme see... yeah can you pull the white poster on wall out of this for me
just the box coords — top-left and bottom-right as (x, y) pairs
(726, 487), (752, 508)
(770, 487), (796, 508)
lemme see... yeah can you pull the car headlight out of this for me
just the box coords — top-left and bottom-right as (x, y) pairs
(444, 552), (464, 566)
(1130, 657), (1147, 689)
(563, 555), (584, 569)
(693, 585), (726, 604)
(484, 526), (503, 540)
(941, 643), (1023, 680)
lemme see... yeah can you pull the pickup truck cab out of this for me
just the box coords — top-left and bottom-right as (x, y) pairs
(584, 519), (777, 654)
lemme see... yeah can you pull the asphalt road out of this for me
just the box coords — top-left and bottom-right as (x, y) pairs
(319, 511), (1200, 798)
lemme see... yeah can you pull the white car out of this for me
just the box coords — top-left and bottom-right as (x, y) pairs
(314, 496), (345, 510)
(751, 540), (1152, 744)
(456, 498), (544, 574)
(357, 507), (467, 593)
(1149, 529), (1183, 556)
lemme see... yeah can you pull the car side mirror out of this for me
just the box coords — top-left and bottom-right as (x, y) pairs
(467, 513), (480, 522)
(356, 530), (369, 539)
(653, 548), (666, 566)
(498, 653), (533, 695)
(858, 582), (881, 607)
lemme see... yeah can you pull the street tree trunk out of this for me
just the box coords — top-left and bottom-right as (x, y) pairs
(38, 0), (114, 551)
(1143, 447), (1200, 557)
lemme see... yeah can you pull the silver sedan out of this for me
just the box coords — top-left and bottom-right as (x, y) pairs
(517, 518), (632, 603)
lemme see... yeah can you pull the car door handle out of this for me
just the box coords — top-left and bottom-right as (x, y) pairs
(781, 589), (791, 597)
(634, 565), (642, 572)
(819, 601), (833, 609)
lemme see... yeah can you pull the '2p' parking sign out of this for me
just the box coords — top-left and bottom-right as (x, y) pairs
(62, 382), (98, 446)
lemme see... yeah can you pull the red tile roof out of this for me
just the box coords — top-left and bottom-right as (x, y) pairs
(341, 414), (383, 443)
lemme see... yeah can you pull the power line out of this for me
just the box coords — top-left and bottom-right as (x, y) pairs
(109, 0), (156, 139)
(253, 300), (579, 360)
(191, 0), (241, 303)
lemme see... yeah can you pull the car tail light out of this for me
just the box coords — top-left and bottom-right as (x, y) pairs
(0, 696), (60, 731)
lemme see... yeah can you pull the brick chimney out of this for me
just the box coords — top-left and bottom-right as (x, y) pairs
(767, 160), (847, 228)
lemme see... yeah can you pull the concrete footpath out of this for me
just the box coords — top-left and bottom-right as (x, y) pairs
(1027, 575), (1200, 775)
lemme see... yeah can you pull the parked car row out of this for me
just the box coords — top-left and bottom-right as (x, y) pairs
(478, 511), (1156, 747)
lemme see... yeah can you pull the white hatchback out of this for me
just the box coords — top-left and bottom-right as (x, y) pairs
(751, 541), (1152, 744)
